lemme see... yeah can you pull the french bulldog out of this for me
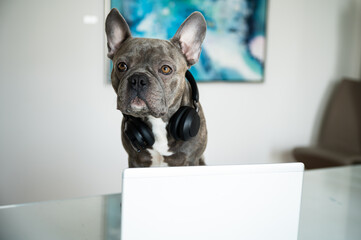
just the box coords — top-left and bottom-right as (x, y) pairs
(105, 8), (207, 167)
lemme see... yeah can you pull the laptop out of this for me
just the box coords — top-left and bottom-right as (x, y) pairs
(121, 163), (304, 240)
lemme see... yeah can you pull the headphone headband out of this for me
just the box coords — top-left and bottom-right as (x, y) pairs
(185, 70), (199, 103)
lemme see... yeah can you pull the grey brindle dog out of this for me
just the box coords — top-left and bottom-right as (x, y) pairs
(105, 9), (207, 167)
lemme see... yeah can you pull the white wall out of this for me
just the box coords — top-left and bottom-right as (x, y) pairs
(0, 0), (360, 205)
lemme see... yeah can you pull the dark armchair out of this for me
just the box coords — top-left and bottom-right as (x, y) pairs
(293, 78), (361, 169)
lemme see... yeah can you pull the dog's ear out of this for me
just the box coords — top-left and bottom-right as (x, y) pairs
(171, 12), (207, 66)
(105, 8), (131, 59)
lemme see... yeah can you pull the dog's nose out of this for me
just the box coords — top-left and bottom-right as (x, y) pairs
(129, 74), (149, 91)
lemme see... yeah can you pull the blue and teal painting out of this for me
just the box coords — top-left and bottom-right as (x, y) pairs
(111, 0), (268, 82)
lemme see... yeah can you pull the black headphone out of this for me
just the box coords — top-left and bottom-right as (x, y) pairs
(123, 70), (200, 152)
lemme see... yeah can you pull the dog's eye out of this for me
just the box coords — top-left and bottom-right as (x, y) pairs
(117, 62), (128, 72)
(160, 65), (172, 75)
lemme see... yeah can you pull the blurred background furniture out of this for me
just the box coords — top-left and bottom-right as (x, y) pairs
(293, 78), (361, 169)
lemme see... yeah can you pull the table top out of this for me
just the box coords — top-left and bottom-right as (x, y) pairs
(0, 165), (360, 240)
(298, 165), (361, 240)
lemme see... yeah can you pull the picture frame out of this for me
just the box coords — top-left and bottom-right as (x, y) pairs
(107, 0), (268, 82)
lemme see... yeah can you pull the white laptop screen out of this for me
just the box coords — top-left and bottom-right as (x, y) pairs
(121, 163), (304, 240)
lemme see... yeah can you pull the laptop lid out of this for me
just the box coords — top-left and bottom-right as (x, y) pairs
(121, 163), (304, 240)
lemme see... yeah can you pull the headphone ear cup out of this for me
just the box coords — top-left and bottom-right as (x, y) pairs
(169, 106), (200, 141)
(124, 120), (145, 151)
(178, 107), (200, 141)
(133, 118), (155, 147)
(168, 107), (189, 140)
(124, 117), (155, 151)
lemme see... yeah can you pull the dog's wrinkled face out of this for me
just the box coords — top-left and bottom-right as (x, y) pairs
(105, 9), (206, 118)
(111, 38), (188, 118)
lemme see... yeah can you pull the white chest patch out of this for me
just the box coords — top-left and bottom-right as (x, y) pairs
(147, 116), (172, 167)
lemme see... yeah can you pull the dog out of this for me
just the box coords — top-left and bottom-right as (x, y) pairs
(105, 9), (207, 167)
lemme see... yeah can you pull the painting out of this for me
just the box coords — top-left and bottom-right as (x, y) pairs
(110, 0), (268, 82)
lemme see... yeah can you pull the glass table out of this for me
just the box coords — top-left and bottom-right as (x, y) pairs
(1, 165), (360, 240)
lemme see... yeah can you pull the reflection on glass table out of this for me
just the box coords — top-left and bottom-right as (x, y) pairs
(0, 194), (122, 240)
(0, 165), (360, 240)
